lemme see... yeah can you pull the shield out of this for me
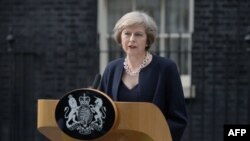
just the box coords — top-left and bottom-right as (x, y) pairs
(78, 104), (93, 127)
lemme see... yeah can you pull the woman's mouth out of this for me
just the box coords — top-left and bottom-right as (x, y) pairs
(128, 45), (137, 49)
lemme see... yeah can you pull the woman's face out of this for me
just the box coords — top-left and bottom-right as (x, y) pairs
(121, 25), (147, 56)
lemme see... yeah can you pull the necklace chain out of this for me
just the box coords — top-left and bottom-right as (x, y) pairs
(123, 52), (152, 76)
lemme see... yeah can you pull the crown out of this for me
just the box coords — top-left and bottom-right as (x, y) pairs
(79, 93), (90, 105)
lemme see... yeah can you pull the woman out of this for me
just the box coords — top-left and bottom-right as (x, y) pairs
(99, 11), (188, 141)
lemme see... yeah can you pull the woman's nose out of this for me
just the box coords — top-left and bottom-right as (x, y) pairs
(129, 34), (135, 42)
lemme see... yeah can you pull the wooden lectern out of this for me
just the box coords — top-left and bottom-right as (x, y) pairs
(37, 99), (172, 141)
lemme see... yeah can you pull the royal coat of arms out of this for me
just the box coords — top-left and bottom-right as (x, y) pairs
(64, 94), (106, 135)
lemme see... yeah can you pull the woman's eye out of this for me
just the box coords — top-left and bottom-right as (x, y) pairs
(124, 32), (130, 35)
(135, 33), (143, 36)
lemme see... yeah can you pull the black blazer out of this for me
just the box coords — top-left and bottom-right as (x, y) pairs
(100, 55), (188, 141)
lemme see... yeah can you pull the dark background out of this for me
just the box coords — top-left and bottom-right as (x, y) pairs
(0, 0), (250, 141)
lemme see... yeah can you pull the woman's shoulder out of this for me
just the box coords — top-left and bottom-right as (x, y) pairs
(153, 55), (177, 67)
(106, 58), (124, 68)
(103, 58), (124, 74)
(152, 55), (179, 74)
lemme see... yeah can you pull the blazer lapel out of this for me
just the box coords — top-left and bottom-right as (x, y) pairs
(112, 59), (124, 101)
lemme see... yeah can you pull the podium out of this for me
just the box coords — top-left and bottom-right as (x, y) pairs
(37, 89), (172, 141)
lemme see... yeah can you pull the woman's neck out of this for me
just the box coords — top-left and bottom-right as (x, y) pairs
(126, 52), (147, 70)
(123, 51), (152, 76)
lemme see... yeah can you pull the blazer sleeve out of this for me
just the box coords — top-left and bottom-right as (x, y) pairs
(166, 62), (188, 141)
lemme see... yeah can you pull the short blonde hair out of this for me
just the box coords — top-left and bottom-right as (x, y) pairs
(113, 11), (158, 50)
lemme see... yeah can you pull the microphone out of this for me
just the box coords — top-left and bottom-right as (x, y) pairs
(90, 74), (101, 89)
